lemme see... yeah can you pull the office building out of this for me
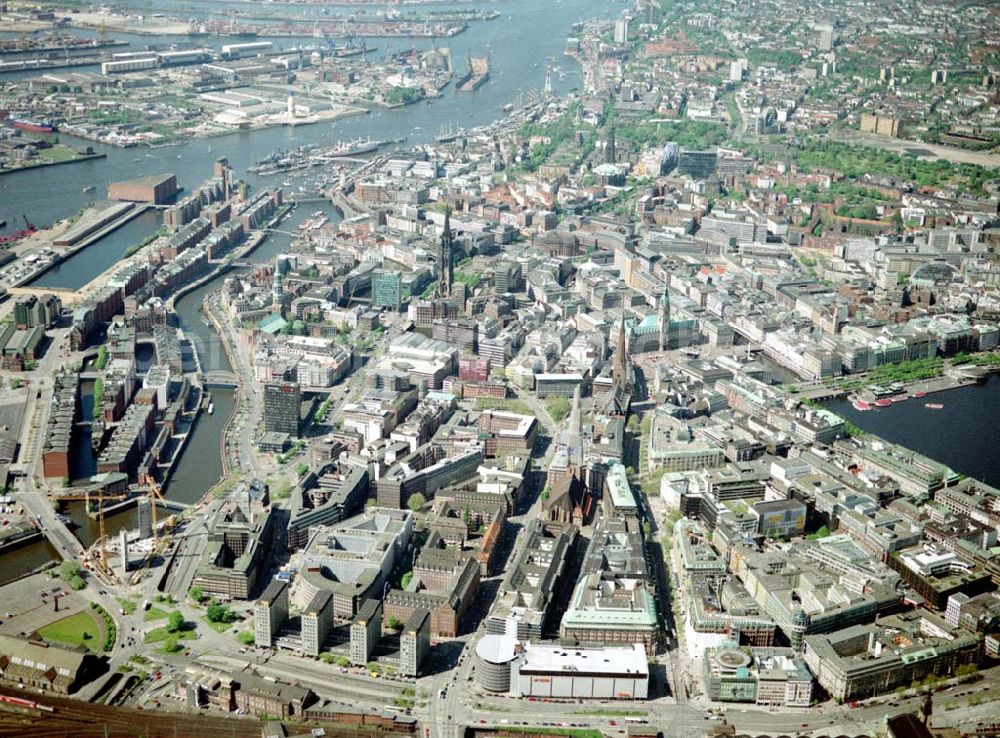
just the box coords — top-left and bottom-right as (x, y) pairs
(703, 643), (813, 707)
(350, 598), (383, 666)
(372, 269), (404, 310)
(301, 591), (333, 657)
(193, 491), (274, 600)
(293, 508), (413, 619)
(399, 608), (431, 677)
(287, 464), (370, 551)
(676, 149), (718, 179)
(264, 381), (301, 437)
(254, 580), (289, 648)
(614, 17), (630, 44)
(803, 611), (981, 701)
(384, 553), (480, 638)
(487, 520), (576, 639)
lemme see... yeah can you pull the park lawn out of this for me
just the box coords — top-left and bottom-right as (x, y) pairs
(145, 625), (197, 644)
(38, 145), (78, 163)
(38, 609), (105, 651)
(144, 607), (169, 622)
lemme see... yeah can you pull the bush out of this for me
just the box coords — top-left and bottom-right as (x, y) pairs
(206, 603), (237, 624)
(68, 575), (86, 591)
(237, 631), (255, 645)
(60, 560), (83, 581)
(167, 611), (186, 633)
(188, 586), (205, 604)
(546, 397), (572, 423)
(90, 602), (117, 651)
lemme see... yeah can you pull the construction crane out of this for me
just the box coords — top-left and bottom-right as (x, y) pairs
(63, 488), (127, 583)
(147, 478), (166, 552)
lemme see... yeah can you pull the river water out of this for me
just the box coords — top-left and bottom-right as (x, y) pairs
(826, 376), (1000, 488)
(0, 0), (607, 234)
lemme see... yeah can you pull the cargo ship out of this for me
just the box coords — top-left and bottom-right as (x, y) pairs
(9, 117), (57, 133)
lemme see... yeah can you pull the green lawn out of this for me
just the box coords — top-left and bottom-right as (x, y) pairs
(38, 145), (79, 163)
(144, 607), (169, 622)
(144, 625), (197, 644)
(38, 610), (104, 651)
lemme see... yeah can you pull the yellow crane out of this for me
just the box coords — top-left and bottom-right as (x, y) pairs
(65, 488), (127, 583)
(147, 478), (167, 552)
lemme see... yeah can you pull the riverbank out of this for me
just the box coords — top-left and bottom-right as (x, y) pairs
(826, 375), (1000, 487)
(0, 150), (106, 175)
(851, 370), (992, 405)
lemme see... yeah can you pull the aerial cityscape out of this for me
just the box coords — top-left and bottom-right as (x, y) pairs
(0, 0), (999, 737)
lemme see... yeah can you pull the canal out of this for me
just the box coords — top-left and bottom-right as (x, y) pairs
(30, 208), (162, 291)
(0, 538), (60, 586)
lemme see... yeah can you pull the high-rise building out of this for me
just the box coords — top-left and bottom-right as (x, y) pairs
(350, 598), (382, 666)
(372, 270), (404, 310)
(815, 24), (833, 51)
(399, 608), (431, 677)
(614, 17), (630, 44)
(301, 591), (333, 657)
(494, 261), (522, 293)
(254, 580), (289, 648)
(119, 529), (130, 577)
(676, 149), (718, 180)
(264, 381), (301, 437)
(136, 496), (153, 539)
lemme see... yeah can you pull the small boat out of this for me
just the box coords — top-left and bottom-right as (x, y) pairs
(852, 400), (872, 412)
(891, 395), (908, 402)
(925, 403), (944, 409)
(874, 399), (893, 408)
(913, 391), (926, 398)
(82, 186), (96, 193)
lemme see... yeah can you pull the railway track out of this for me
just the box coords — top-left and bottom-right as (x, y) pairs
(0, 686), (263, 738)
